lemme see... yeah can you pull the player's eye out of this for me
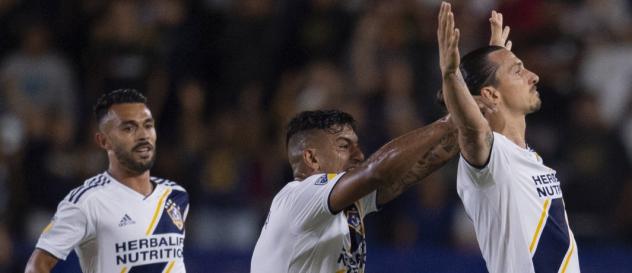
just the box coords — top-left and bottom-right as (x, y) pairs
(121, 125), (136, 132)
(516, 64), (525, 74)
(337, 141), (349, 149)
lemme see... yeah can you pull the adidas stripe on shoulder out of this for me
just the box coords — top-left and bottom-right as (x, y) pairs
(150, 176), (186, 192)
(66, 173), (111, 204)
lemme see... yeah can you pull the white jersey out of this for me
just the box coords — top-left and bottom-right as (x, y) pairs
(36, 172), (189, 273)
(251, 173), (378, 273)
(457, 132), (580, 273)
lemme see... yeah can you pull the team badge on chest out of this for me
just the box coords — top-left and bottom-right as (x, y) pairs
(165, 199), (184, 230)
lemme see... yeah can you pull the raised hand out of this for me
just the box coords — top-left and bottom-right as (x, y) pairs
(437, 2), (461, 76)
(489, 10), (512, 50)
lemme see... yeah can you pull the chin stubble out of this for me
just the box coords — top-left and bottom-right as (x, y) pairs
(114, 146), (156, 173)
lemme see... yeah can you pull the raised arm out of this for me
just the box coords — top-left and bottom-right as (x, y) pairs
(327, 4), (505, 211)
(437, 2), (492, 167)
(374, 116), (460, 204)
(24, 249), (58, 273)
(329, 115), (458, 211)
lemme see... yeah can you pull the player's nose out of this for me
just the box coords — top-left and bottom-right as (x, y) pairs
(353, 146), (365, 163)
(136, 126), (150, 141)
(528, 69), (539, 85)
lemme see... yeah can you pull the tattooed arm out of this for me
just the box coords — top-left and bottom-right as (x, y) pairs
(375, 119), (459, 205)
(330, 116), (458, 210)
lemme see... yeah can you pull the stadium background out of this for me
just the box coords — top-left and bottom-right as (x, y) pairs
(0, 0), (631, 272)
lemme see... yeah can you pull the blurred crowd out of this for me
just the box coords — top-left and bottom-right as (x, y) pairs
(0, 0), (631, 271)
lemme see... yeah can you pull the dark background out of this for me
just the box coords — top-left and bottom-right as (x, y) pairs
(1, 0), (631, 272)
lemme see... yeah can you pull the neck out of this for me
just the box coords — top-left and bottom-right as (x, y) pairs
(293, 169), (313, 181)
(496, 112), (527, 148)
(108, 162), (153, 196)
(289, 157), (315, 181)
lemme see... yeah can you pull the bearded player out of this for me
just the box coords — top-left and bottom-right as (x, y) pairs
(25, 89), (189, 273)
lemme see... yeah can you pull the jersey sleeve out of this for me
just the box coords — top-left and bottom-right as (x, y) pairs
(458, 132), (510, 188)
(289, 173), (345, 231)
(35, 199), (94, 260)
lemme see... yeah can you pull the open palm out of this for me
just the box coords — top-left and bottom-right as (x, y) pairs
(437, 2), (460, 76)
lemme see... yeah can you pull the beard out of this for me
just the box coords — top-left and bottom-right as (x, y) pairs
(527, 96), (542, 114)
(113, 144), (156, 174)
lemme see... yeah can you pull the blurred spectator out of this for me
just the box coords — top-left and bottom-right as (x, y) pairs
(187, 105), (262, 251)
(0, 0), (19, 57)
(0, 21), (80, 245)
(271, 61), (350, 126)
(233, 82), (284, 204)
(497, 0), (544, 37)
(622, 96), (632, 162)
(175, 78), (209, 160)
(0, 155), (6, 215)
(558, 92), (631, 242)
(86, 0), (168, 121)
(297, 61), (347, 111)
(615, 178), (632, 244)
(571, 0), (632, 127)
(560, 0), (631, 43)
(383, 59), (422, 137)
(0, 22), (78, 133)
(0, 222), (12, 272)
(580, 45), (632, 127)
(288, 0), (354, 64)
(154, 78), (210, 200)
(214, 0), (280, 105)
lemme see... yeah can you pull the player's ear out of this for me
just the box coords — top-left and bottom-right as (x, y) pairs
(303, 148), (320, 172)
(95, 131), (111, 150)
(480, 86), (500, 103)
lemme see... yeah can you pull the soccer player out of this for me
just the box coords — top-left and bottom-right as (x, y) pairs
(250, 110), (463, 273)
(24, 89), (189, 273)
(250, 7), (510, 271)
(437, 2), (580, 272)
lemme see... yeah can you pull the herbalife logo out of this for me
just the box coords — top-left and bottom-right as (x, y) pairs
(118, 214), (136, 227)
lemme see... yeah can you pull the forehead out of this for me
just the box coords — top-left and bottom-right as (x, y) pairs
(104, 103), (152, 123)
(488, 49), (521, 70)
(326, 124), (358, 142)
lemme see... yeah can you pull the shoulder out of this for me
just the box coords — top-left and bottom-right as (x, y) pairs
(280, 173), (338, 192)
(151, 176), (187, 193)
(64, 173), (112, 205)
(463, 132), (511, 162)
(457, 132), (513, 185)
(491, 132), (511, 147)
(301, 173), (342, 186)
(279, 173), (343, 198)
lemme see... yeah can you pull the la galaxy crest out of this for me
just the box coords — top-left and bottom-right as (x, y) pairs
(315, 173), (338, 185)
(315, 175), (328, 185)
(165, 199), (184, 230)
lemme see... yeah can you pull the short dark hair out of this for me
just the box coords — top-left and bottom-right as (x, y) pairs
(460, 45), (505, 95)
(94, 89), (147, 124)
(286, 110), (356, 146)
